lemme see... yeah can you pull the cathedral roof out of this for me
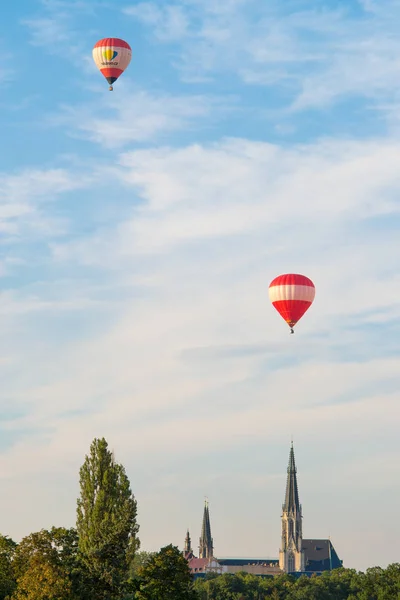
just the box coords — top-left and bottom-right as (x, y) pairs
(283, 442), (301, 514)
(217, 558), (279, 566)
(302, 539), (342, 571)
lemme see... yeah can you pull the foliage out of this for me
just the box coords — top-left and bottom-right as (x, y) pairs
(192, 566), (400, 599)
(11, 528), (81, 599)
(130, 551), (156, 576)
(12, 555), (74, 600)
(135, 544), (197, 600)
(12, 527), (79, 580)
(3, 536), (400, 600)
(0, 535), (17, 600)
(76, 437), (140, 600)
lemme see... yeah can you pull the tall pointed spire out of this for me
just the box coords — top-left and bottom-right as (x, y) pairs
(199, 499), (214, 559)
(283, 441), (300, 513)
(184, 529), (192, 555)
(279, 442), (304, 573)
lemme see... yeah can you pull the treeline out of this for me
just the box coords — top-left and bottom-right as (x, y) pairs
(0, 437), (398, 599)
(193, 566), (400, 599)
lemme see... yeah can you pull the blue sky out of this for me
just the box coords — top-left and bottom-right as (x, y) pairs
(0, 0), (400, 571)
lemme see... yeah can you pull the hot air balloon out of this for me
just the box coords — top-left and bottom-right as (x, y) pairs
(269, 273), (315, 334)
(92, 38), (132, 90)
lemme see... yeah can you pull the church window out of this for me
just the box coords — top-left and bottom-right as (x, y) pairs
(288, 520), (294, 538)
(288, 553), (295, 572)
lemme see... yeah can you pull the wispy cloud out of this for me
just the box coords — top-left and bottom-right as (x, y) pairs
(22, 0), (99, 66)
(52, 87), (235, 148)
(123, 0), (400, 113)
(124, 2), (190, 41)
(51, 136), (400, 265)
(23, 16), (71, 46)
(0, 167), (91, 246)
(47, 137), (400, 411)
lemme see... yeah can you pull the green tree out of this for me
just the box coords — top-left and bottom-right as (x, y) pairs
(76, 437), (139, 600)
(127, 551), (157, 598)
(12, 555), (74, 600)
(191, 566), (400, 600)
(136, 544), (196, 600)
(130, 551), (156, 577)
(357, 564), (400, 600)
(12, 528), (79, 577)
(0, 535), (17, 600)
(11, 528), (81, 599)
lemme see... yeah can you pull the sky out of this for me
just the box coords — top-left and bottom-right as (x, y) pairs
(0, 0), (399, 573)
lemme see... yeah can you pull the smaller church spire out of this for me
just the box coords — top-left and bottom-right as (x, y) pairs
(199, 499), (214, 559)
(184, 529), (192, 554)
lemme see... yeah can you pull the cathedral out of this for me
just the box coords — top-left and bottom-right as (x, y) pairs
(184, 443), (342, 578)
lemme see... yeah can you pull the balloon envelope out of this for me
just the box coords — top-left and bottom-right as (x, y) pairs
(92, 38), (132, 88)
(269, 273), (315, 330)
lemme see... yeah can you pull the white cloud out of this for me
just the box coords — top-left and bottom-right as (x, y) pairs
(123, 0), (400, 112)
(0, 167), (91, 247)
(23, 16), (71, 46)
(124, 3), (189, 41)
(22, 0), (100, 69)
(52, 88), (234, 148)
(51, 137), (400, 275)
(0, 168), (83, 201)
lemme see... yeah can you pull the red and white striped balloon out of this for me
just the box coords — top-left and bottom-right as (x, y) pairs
(269, 274), (315, 333)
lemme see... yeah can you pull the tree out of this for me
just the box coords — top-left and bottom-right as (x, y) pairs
(12, 528), (79, 577)
(127, 551), (157, 598)
(76, 437), (139, 600)
(11, 528), (81, 599)
(130, 551), (155, 573)
(130, 550), (156, 582)
(0, 535), (17, 600)
(136, 544), (196, 600)
(12, 555), (74, 600)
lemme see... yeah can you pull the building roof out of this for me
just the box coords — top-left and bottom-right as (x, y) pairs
(302, 539), (342, 571)
(188, 556), (222, 574)
(217, 558), (279, 567)
(188, 557), (211, 570)
(283, 442), (301, 514)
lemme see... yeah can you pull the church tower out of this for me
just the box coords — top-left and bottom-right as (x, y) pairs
(199, 500), (214, 558)
(279, 442), (305, 572)
(184, 530), (192, 554)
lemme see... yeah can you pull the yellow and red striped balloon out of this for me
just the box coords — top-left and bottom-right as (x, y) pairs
(92, 38), (132, 90)
(269, 274), (315, 333)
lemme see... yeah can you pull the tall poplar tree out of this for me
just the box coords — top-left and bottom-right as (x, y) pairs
(76, 437), (139, 599)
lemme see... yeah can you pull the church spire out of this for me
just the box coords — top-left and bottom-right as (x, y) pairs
(279, 442), (304, 573)
(184, 529), (192, 555)
(199, 499), (213, 559)
(283, 441), (300, 513)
